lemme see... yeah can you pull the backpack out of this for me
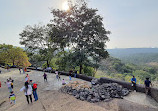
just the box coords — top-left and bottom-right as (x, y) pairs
(33, 83), (37, 89)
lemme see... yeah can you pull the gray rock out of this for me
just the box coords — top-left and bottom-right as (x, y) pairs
(60, 80), (130, 103)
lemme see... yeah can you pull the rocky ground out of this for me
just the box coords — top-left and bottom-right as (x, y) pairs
(0, 67), (158, 111)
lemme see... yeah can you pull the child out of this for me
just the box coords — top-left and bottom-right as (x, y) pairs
(9, 91), (16, 104)
(62, 79), (66, 85)
(11, 80), (13, 89)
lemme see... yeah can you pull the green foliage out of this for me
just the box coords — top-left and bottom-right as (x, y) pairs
(0, 44), (31, 67)
(49, 0), (110, 74)
(96, 56), (158, 85)
(83, 65), (95, 76)
(19, 24), (57, 67)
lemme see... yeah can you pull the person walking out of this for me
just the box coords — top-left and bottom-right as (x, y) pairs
(20, 82), (33, 104)
(144, 77), (152, 95)
(43, 73), (47, 82)
(29, 80), (38, 101)
(131, 76), (137, 91)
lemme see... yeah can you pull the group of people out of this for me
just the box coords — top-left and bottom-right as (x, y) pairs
(4, 77), (15, 104)
(131, 76), (152, 94)
(54, 70), (78, 85)
(20, 78), (38, 104)
(55, 70), (66, 85)
(19, 67), (27, 74)
(3, 68), (154, 106)
(5, 74), (38, 105)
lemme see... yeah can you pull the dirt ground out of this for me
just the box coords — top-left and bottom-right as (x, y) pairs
(0, 68), (158, 111)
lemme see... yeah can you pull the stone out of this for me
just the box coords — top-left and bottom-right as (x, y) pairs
(60, 80), (130, 103)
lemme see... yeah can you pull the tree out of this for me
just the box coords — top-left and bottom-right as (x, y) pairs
(49, 0), (110, 74)
(0, 44), (31, 67)
(19, 24), (57, 67)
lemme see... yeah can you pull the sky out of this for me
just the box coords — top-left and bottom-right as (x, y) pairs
(0, 0), (158, 49)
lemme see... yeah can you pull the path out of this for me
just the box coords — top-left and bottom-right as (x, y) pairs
(0, 68), (158, 111)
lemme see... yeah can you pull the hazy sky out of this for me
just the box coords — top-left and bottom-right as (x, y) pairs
(0, 0), (158, 49)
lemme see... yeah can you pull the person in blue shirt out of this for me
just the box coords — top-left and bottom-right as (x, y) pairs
(131, 76), (137, 91)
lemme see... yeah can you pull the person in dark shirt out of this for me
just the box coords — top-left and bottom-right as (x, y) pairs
(43, 73), (47, 82)
(144, 77), (152, 95)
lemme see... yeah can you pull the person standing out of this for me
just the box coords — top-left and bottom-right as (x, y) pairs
(19, 67), (21, 74)
(43, 73), (47, 82)
(29, 80), (38, 101)
(69, 70), (73, 81)
(55, 70), (59, 80)
(25, 74), (30, 82)
(144, 77), (152, 95)
(5, 79), (12, 92)
(20, 82), (33, 104)
(131, 76), (137, 91)
(58, 73), (61, 81)
(9, 77), (14, 89)
(74, 71), (77, 78)
(24, 68), (27, 73)
(9, 91), (16, 104)
(22, 67), (25, 74)
(11, 80), (14, 89)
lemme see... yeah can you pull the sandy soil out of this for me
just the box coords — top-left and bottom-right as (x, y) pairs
(0, 68), (158, 111)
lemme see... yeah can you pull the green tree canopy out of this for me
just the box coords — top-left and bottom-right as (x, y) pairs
(0, 44), (31, 67)
(49, 0), (110, 74)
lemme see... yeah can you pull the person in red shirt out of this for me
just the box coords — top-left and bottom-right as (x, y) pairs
(29, 80), (38, 101)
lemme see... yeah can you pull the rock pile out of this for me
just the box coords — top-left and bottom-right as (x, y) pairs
(60, 79), (130, 103)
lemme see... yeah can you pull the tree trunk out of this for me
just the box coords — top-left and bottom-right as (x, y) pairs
(79, 64), (82, 74)
(46, 60), (49, 67)
(13, 60), (14, 65)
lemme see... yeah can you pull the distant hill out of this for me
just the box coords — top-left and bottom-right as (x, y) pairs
(107, 48), (158, 65)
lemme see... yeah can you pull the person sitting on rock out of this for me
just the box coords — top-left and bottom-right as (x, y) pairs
(144, 77), (152, 95)
(131, 76), (136, 91)
(62, 79), (66, 85)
